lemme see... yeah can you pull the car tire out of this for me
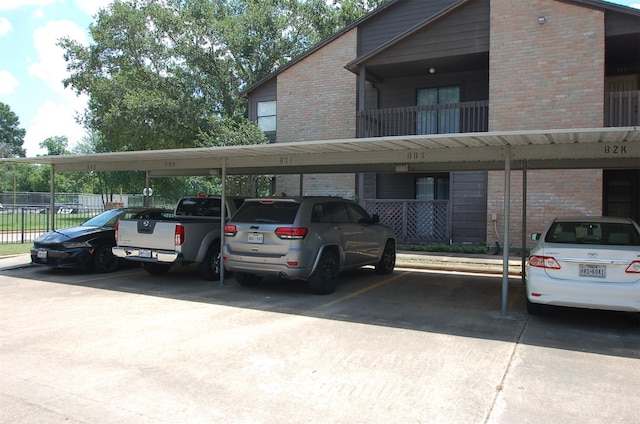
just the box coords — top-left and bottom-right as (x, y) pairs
(375, 240), (396, 275)
(93, 244), (120, 273)
(199, 244), (221, 281)
(308, 250), (339, 295)
(235, 272), (262, 286)
(143, 262), (172, 275)
(526, 297), (543, 315)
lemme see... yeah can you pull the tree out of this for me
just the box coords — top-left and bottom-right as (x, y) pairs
(40, 136), (70, 156)
(59, 0), (387, 154)
(0, 102), (26, 158)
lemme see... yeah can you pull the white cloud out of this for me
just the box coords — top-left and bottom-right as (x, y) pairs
(72, 0), (113, 16)
(24, 94), (88, 156)
(0, 17), (11, 36)
(0, 71), (20, 95)
(0, 0), (56, 10)
(23, 20), (90, 156)
(28, 20), (88, 93)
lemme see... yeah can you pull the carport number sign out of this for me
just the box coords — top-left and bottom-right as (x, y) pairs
(604, 145), (627, 155)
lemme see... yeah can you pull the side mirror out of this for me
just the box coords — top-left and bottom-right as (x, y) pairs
(531, 233), (541, 241)
(371, 214), (380, 224)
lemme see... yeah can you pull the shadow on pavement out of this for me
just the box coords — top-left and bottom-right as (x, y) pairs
(3, 262), (638, 359)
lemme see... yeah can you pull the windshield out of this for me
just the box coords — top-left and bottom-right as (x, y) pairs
(82, 210), (126, 227)
(544, 220), (640, 246)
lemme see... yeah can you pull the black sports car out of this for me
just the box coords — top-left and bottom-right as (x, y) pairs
(31, 208), (173, 273)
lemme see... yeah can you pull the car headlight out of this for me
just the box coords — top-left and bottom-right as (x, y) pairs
(62, 241), (92, 249)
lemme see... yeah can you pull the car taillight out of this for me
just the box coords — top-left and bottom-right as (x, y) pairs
(224, 224), (237, 236)
(115, 221), (120, 241)
(175, 224), (185, 246)
(626, 260), (640, 273)
(275, 227), (308, 239)
(529, 255), (561, 269)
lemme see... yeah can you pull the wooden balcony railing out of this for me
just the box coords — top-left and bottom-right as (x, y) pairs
(605, 91), (639, 127)
(357, 100), (489, 138)
(356, 91), (639, 138)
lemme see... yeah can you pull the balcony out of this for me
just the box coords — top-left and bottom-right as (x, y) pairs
(605, 91), (639, 127)
(356, 91), (639, 138)
(357, 100), (489, 138)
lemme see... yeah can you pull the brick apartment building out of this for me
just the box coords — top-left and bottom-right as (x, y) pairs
(242, 0), (640, 251)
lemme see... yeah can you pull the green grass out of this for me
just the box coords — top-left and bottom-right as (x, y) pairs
(0, 213), (90, 232)
(0, 243), (31, 256)
(398, 243), (490, 254)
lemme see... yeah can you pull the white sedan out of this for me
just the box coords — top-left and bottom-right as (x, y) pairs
(526, 216), (640, 315)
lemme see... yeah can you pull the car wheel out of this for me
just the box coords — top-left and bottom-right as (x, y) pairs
(308, 250), (339, 295)
(143, 262), (172, 275)
(235, 272), (262, 286)
(93, 244), (120, 273)
(375, 240), (396, 275)
(526, 297), (543, 315)
(199, 244), (221, 281)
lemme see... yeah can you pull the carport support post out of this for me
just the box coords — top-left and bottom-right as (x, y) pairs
(502, 148), (511, 316)
(50, 165), (56, 230)
(522, 160), (527, 286)
(144, 171), (150, 208)
(219, 159), (227, 286)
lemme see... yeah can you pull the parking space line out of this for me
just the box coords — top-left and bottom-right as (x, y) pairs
(509, 283), (524, 311)
(315, 271), (409, 310)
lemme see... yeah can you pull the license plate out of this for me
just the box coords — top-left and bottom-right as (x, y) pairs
(139, 249), (152, 258)
(37, 250), (47, 259)
(579, 264), (606, 278)
(248, 233), (263, 244)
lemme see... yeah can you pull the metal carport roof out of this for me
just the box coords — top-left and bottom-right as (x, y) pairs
(4, 127), (638, 175)
(3, 126), (639, 315)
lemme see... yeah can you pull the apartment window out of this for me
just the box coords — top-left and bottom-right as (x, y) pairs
(416, 175), (449, 200)
(257, 101), (276, 132)
(416, 86), (460, 135)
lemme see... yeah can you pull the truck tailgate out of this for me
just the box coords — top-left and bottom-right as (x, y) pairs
(116, 219), (179, 250)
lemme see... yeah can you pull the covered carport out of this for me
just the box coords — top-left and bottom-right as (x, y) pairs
(3, 126), (639, 315)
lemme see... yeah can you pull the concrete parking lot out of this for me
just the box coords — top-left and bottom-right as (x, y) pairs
(1, 261), (638, 423)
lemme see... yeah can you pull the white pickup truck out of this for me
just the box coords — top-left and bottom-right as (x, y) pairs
(112, 195), (245, 280)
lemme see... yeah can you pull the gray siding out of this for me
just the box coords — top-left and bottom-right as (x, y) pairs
(358, 0), (459, 56)
(375, 172), (419, 199)
(450, 171), (487, 244)
(606, 10), (640, 36)
(377, 69), (489, 109)
(247, 79), (277, 122)
(366, 0), (489, 66)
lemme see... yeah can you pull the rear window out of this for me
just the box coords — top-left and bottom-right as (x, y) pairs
(544, 221), (640, 246)
(175, 198), (222, 217)
(231, 201), (300, 224)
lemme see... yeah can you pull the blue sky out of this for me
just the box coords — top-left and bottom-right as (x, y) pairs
(1, 0), (639, 157)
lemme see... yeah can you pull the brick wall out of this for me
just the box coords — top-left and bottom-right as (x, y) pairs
(275, 28), (358, 196)
(487, 0), (605, 249)
(487, 169), (603, 251)
(489, 0), (604, 130)
(277, 173), (357, 198)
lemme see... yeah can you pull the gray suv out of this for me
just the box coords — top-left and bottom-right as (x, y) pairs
(223, 197), (396, 294)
